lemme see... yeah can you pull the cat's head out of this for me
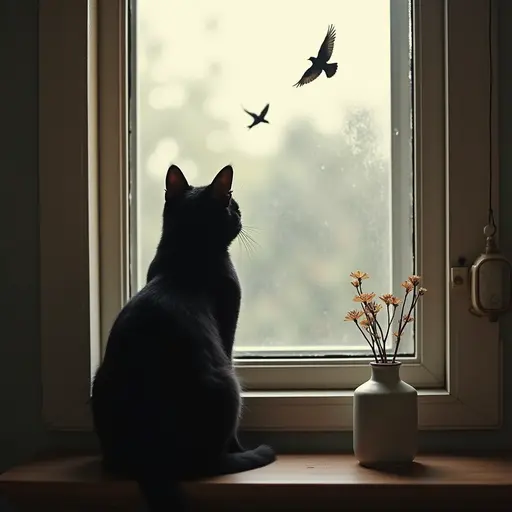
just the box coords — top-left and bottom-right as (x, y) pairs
(162, 164), (242, 252)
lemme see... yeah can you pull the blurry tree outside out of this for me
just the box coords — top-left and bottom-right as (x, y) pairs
(132, 0), (414, 355)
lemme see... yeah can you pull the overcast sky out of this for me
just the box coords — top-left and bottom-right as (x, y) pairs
(138, 0), (393, 177)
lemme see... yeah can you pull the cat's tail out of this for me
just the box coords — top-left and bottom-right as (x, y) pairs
(136, 473), (187, 512)
(135, 445), (275, 511)
(217, 444), (276, 475)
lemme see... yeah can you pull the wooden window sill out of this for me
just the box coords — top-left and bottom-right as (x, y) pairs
(1, 453), (512, 511)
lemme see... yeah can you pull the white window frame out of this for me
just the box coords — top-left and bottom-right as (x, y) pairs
(39, 0), (502, 433)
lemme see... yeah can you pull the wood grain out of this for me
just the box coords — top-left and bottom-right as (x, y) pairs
(1, 454), (512, 511)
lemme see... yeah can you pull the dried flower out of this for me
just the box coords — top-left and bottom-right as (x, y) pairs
(350, 270), (370, 281)
(365, 301), (383, 315)
(353, 292), (376, 303)
(401, 280), (414, 293)
(380, 293), (401, 306)
(344, 310), (363, 322)
(379, 293), (395, 305)
(408, 275), (421, 286)
(346, 271), (426, 364)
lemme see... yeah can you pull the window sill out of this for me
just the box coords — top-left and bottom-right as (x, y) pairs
(1, 453), (511, 511)
(240, 387), (501, 431)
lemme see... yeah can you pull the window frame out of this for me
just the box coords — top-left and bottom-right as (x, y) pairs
(39, 0), (502, 433)
(131, 0), (446, 392)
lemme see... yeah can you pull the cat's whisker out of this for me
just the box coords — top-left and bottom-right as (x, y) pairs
(238, 232), (252, 258)
(241, 229), (260, 250)
(237, 229), (258, 259)
(239, 230), (253, 249)
(242, 225), (261, 233)
(236, 236), (245, 255)
(248, 239), (260, 253)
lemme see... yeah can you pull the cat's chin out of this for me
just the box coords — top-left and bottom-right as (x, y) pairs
(232, 220), (243, 238)
(232, 229), (243, 244)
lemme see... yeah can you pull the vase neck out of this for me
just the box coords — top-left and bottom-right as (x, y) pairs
(370, 363), (402, 385)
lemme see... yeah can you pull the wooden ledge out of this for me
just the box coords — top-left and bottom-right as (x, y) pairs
(1, 454), (512, 511)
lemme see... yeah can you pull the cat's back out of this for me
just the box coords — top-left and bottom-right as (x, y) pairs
(107, 275), (182, 346)
(99, 274), (223, 375)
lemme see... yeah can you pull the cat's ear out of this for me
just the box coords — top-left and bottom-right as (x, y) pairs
(211, 165), (233, 200)
(165, 165), (189, 199)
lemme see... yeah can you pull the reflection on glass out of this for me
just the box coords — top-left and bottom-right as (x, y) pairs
(132, 0), (414, 356)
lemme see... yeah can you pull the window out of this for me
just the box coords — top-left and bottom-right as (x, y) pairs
(130, 0), (446, 395)
(132, 0), (415, 359)
(39, 0), (501, 433)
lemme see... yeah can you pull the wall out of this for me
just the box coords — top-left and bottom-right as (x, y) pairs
(0, 0), (511, 470)
(0, 0), (45, 472)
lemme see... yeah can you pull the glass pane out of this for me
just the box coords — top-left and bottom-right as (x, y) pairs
(131, 0), (415, 358)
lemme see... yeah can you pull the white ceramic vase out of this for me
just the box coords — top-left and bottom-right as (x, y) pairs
(353, 362), (418, 467)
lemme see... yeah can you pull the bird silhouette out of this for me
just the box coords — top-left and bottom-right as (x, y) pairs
(293, 24), (338, 87)
(242, 103), (270, 129)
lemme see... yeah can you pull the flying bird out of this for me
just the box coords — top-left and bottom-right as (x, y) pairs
(242, 103), (270, 129)
(293, 24), (338, 87)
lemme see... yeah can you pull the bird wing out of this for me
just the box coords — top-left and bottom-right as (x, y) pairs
(260, 103), (270, 117)
(293, 65), (322, 87)
(317, 24), (336, 62)
(242, 107), (258, 120)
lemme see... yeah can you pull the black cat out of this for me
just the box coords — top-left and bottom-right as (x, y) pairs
(91, 164), (276, 511)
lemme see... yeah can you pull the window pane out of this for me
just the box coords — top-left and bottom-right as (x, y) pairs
(131, 0), (414, 357)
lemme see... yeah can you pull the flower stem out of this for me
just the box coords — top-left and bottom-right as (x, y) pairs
(374, 316), (387, 362)
(392, 290), (418, 363)
(393, 289), (409, 361)
(363, 306), (384, 361)
(358, 281), (387, 361)
(355, 322), (379, 362)
(384, 304), (397, 345)
(354, 281), (389, 362)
